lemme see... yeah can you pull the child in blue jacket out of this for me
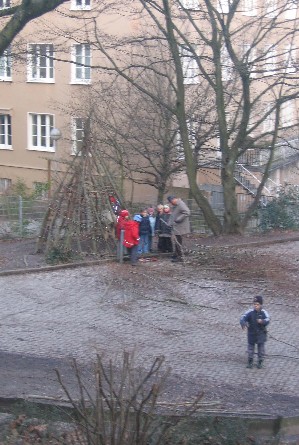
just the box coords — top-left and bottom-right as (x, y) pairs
(240, 295), (270, 369)
(138, 209), (151, 255)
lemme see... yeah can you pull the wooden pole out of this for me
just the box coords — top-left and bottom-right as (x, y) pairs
(47, 159), (51, 198)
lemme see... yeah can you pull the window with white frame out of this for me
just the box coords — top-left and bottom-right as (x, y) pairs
(71, 117), (85, 154)
(27, 44), (54, 82)
(216, 0), (230, 14)
(71, 44), (91, 84)
(221, 46), (234, 81)
(263, 104), (275, 133)
(70, 0), (91, 10)
(264, 46), (277, 76)
(0, 47), (12, 80)
(176, 118), (198, 159)
(28, 113), (55, 151)
(265, 0), (277, 17)
(285, 1), (297, 19)
(241, 0), (257, 16)
(180, 46), (199, 85)
(281, 101), (295, 127)
(180, 0), (200, 10)
(0, 0), (10, 8)
(242, 43), (257, 78)
(0, 178), (11, 193)
(0, 114), (12, 149)
(285, 43), (297, 74)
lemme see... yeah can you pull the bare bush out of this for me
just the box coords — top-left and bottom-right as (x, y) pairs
(56, 353), (203, 445)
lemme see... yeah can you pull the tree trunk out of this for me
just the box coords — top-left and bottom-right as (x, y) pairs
(157, 188), (165, 204)
(221, 164), (243, 234)
(0, 0), (65, 56)
(162, 0), (223, 235)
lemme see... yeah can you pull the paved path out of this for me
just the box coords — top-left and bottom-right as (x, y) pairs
(1, 242), (299, 418)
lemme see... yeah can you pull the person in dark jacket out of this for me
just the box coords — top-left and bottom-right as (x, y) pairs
(138, 209), (151, 255)
(240, 295), (270, 369)
(123, 214), (141, 266)
(154, 204), (164, 252)
(156, 205), (173, 253)
(148, 207), (156, 252)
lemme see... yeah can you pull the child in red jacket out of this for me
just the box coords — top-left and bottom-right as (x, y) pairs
(115, 209), (129, 260)
(123, 214), (141, 266)
(116, 210), (129, 240)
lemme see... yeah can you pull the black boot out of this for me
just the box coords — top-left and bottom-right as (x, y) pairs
(246, 358), (253, 369)
(257, 359), (263, 369)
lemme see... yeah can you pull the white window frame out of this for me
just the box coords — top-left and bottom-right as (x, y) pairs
(180, 46), (199, 85)
(216, 0), (230, 14)
(0, 47), (12, 80)
(71, 44), (91, 84)
(70, 0), (91, 10)
(27, 43), (54, 83)
(179, 0), (200, 10)
(0, 178), (11, 193)
(264, 46), (277, 76)
(0, 114), (12, 149)
(241, 0), (257, 16)
(263, 104), (275, 133)
(285, 43), (297, 74)
(28, 113), (55, 152)
(71, 117), (85, 155)
(281, 101), (295, 128)
(242, 43), (256, 78)
(0, 0), (10, 9)
(285, 1), (297, 20)
(176, 118), (197, 159)
(221, 46), (234, 81)
(265, 0), (277, 17)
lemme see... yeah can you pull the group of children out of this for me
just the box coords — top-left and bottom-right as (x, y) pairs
(116, 206), (271, 369)
(115, 204), (174, 266)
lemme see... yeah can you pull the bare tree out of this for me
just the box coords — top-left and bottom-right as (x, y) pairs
(91, 74), (186, 204)
(84, 0), (299, 234)
(0, 0), (66, 56)
(56, 352), (203, 445)
(5, 0), (298, 235)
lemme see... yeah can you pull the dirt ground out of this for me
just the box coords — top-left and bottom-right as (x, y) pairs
(1, 230), (299, 284)
(1, 230), (299, 444)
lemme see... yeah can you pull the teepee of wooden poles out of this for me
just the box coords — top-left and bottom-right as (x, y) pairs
(36, 123), (124, 258)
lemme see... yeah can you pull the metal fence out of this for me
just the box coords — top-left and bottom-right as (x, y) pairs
(0, 194), (258, 240)
(0, 194), (261, 240)
(0, 195), (49, 239)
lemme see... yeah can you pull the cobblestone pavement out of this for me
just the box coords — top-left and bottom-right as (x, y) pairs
(1, 241), (299, 418)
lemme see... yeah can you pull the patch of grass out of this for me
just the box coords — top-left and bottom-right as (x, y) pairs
(45, 246), (78, 265)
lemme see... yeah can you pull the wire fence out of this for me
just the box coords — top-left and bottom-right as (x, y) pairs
(0, 195), (257, 240)
(0, 195), (49, 239)
(0, 194), (263, 240)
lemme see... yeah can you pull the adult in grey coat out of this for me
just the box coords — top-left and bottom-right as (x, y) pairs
(167, 196), (191, 262)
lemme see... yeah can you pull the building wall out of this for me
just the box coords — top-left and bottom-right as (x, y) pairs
(0, 1), (139, 192)
(1, 0), (299, 203)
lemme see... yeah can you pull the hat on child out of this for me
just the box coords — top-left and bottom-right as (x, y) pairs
(253, 296), (263, 305)
(119, 209), (129, 217)
(133, 214), (142, 222)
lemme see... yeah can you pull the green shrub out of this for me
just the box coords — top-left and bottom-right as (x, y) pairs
(259, 186), (299, 231)
(10, 178), (32, 199)
(46, 245), (75, 265)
